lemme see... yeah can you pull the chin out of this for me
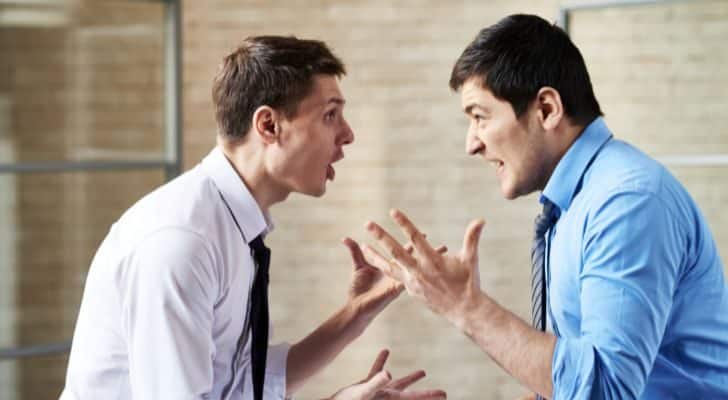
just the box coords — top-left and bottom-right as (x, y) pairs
(502, 181), (539, 200)
(299, 182), (327, 197)
(500, 182), (520, 200)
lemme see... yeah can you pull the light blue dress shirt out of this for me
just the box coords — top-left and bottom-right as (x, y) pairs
(542, 118), (728, 399)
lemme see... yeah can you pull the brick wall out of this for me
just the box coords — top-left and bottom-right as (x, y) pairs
(2, 0), (726, 399)
(184, 1), (728, 399)
(182, 1), (728, 399)
(183, 2), (555, 398)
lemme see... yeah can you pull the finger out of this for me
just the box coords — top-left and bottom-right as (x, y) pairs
(343, 237), (368, 270)
(378, 389), (447, 400)
(390, 209), (438, 259)
(460, 218), (486, 264)
(362, 244), (406, 283)
(366, 349), (390, 380)
(404, 243), (414, 255)
(368, 282), (405, 313)
(388, 370), (425, 390)
(365, 221), (416, 266)
(409, 244), (445, 255)
(404, 232), (430, 255)
(361, 370), (392, 398)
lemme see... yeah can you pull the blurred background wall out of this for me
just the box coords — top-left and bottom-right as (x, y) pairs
(1, 0), (727, 399)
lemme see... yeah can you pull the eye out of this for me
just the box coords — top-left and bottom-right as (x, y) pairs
(325, 109), (337, 122)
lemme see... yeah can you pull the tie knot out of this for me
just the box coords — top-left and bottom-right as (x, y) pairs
(250, 235), (267, 253)
(249, 235), (271, 276)
(534, 201), (559, 238)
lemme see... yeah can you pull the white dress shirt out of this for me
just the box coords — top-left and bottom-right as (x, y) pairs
(61, 148), (289, 400)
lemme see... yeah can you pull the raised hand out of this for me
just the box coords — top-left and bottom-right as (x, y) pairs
(327, 349), (447, 400)
(361, 209), (486, 323)
(342, 237), (404, 323)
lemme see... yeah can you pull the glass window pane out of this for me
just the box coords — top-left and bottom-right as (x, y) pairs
(0, 169), (166, 399)
(0, 355), (68, 400)
(0, 0), (166, 165)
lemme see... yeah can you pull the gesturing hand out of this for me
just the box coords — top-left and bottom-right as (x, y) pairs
(342, 237), (404, 323)
(361, 209), (486, 323)
(327, 349), (446, 400)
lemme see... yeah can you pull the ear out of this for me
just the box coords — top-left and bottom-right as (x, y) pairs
(534, 87), (564, 131)
(252, 105), (280, 145)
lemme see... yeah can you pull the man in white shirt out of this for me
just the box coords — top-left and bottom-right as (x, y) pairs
(61, 36), (445, 400)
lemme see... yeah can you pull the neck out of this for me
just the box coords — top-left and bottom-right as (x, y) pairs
(218, 138), (289, 214)
(539, 118), (588, 191)
(553, 119), (586, 162)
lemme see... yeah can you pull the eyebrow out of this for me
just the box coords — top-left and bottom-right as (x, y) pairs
(327, 97), (346, 106)
(463, 104), (486, 115)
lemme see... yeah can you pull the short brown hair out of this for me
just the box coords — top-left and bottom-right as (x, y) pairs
(212, 36), (346, 141)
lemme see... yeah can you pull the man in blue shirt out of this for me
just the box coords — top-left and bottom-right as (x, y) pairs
(359, 14), (728, 399)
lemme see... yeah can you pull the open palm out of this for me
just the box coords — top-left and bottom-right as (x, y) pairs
(327, 349), (446, 400)
(343, 237), (403, 321)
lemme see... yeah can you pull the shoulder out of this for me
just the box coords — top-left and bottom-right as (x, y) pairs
(117, 226), (223, 302)
(573, 141), (681, 240)
(133, 226), (215, 262)
(585, 140), (666, 198)
(124, 227), (218, 280)
(115, 166), (229, 246)
(576, 143), (693, 259)
(582, 139), (696, 224)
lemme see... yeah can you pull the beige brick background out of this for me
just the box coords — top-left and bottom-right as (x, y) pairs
(1, 0), (727, 399)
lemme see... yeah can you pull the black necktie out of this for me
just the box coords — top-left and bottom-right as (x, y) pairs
(530, 200), (558, 400)
(249, 235), (270, 400)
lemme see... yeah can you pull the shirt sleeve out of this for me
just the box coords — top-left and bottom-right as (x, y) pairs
(239, 342), (290, 399)
(121, 227), (219, 400)
(551, 190), (683, 399)
(265, 342), (290, 398)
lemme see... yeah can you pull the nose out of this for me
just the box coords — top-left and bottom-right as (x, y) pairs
(465, 121), (483, 155)
(338, 118), (354, 146)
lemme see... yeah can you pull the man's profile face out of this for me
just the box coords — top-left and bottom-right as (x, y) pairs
(460, 78), (550, 199)
(269, 74), (354, 197)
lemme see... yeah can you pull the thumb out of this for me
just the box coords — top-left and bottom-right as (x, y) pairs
(361, 370), (392, 398)
(343, 237), (367, 270)
(460, 219), (486, 264)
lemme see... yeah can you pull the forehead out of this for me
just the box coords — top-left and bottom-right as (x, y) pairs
(298, 75), (344, 110)
(460, 78), (503, 111)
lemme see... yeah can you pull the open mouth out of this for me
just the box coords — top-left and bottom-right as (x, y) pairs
(326, 164), (335, 181)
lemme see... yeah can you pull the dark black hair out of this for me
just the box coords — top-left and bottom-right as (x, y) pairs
(450, 14), (603, 126)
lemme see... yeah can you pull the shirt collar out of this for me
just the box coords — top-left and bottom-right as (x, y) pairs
(541, 117), (612, 212)
(201, 147), (273, 244)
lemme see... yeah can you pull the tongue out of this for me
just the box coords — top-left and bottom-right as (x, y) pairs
(326, 165), (335, 181)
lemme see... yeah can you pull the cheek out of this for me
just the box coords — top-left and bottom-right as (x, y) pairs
(271, 136), (310, 176)
(284, 126), (335, 171)
(470, 121), (490, 149)
(267, 147), (292, 177)
(482, 121), (509, 152)
(297, 144), (330, 177)
(514, 136), (543, 180)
